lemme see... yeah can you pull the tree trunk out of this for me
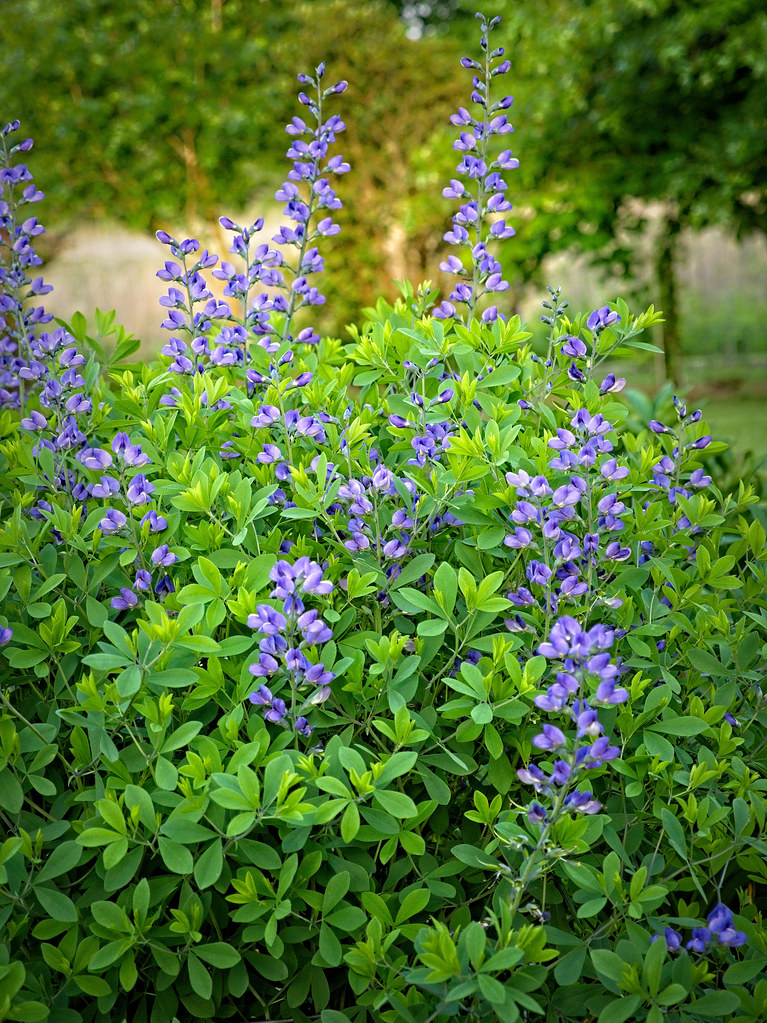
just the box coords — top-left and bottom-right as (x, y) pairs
(656, 214), (682, 387)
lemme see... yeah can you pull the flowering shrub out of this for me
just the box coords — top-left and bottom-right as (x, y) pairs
(1, 13), (767, 1023)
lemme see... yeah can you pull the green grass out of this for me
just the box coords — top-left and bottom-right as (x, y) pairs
(698, 397), (767, 459)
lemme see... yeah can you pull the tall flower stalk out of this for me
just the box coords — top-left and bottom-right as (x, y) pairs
(436, 12), (517, 325)
(0, 120), (53, 409)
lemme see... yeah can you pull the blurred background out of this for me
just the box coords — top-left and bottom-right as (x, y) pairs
(2, 0), (766, 459)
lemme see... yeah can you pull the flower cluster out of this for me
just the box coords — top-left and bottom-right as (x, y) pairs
(653, 903), (747, 952)
(250, 404), (331, 489)
(647, 396), (712, 537)
(518, 616), (627, 822)
(334, 465), (418, 563)
(503, 406), (632, 622)
(154, 63), (347, 407)
(0, 120), (53, 407)
(248, 558), (335, 737)
(155, 235), (231, 380)
(267, 62), (349, 348)
(436, 12), (518, 324)
(387, 361), (456, 468)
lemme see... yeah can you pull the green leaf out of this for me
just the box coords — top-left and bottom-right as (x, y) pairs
(591, 949), (627, 984)
(0, 769), (23, 814)
(194, 839), (223, 889)
(646, 717), (709, 737)
(323, 872), (351, 915)
(390, 587), (441, 617)
(35, 887), (78, 923)
(433, 561), (457, 616)
(321, 1011), (352, 1023)
(91, 900), (130, 931)
(660, 808), (687, 859)
(318, 923), (343, 966)
(154, 756), (178, 790)
(372, 788), (418, 818)
(395, 888), (430, 924)
(687, 649), (728, 676)
(451, 844), (501, 870)
(577, 897), (608, 918)
(187, 953), (213, 1000)
(471, 703), (493, 725)
(325, 905), (366, 931)
(377, 750), (418, 786)
(339, 801), (360, 843)
(195, 942), (241, 968)
(37, 841), (82, 882)
(389, 553), (435, 590)
(158, 837), (193, 875)
(688, 991), (741, 1017)
(597, 997), (642, 1023)
(554, 945), (587, 986)
(417, 618), (448, 637)
(724, 958), (767, 985)
(477, 972), (505, 1004)
(160, 720), (203, 753)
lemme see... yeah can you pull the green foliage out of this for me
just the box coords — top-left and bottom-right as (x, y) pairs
(1, 287), (766, 1022)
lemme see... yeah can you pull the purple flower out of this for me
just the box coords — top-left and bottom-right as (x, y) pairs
(98, 509), (126, 534)
(707, 904), (747, 947)
(438, 16), (516, 325)
(517, 764), (547, 792)
(295, 716), (314, 737)
(91, 475), (120, 499)
(140, 510), (168, 532)
(151, 544), (178, 567)
(576, 736), (621, 768)
(154, 575), (175, 598)
(264, 698), (288, 723)
(686, 928), (711, 954)
(563, 789), (601, 814)
(561, 335), (587, 358)
(586, 306), (620, 331)
(527, 803), (548, 825)
(126, 474), (155, 505)
(599, 373), (625, 394)
(248, 604), (288, 635)
(78, 447), (113, 470)
(21, 409), (47, 430)
(134, 569), (152, 591)
(532, 724), (566, 751)
(258, 444), (283, 465)
(594, 678), (629, 705)
(111, 588), (138, 611)
(526, 561), (552, 587)
(0, 627), (13, 645)
(651, 928), (682, 951)
(305, 662), (334, 688)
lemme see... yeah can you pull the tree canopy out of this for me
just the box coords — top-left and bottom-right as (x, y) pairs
(1, 0), (765, 358)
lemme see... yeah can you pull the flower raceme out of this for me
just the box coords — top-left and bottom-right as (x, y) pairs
(247, 558), (336, 737)
(517, 615), (626, 823)
(435, 12), (518, 325)
(154, 62), (347, 403)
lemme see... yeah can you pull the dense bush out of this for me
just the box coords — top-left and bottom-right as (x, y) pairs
(1, 13), (766, 1023)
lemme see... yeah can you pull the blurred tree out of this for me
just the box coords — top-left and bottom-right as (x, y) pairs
(500, 0), (767, 382)
(0, 0), (465, 334)
(0, 0), (293, 232)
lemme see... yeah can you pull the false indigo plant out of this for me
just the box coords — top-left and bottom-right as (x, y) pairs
(0, 15), (766, 1023)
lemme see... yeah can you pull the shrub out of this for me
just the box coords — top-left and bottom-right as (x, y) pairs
(1, 12), (766, 1023)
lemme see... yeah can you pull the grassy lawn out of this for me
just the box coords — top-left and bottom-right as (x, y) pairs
(698, 396), (767, 459)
